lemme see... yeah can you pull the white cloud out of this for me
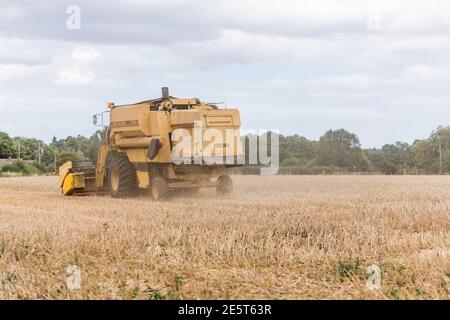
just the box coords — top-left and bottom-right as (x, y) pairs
(305, 74), (374, 89)
(57, 66), (95, 85)
(0, 63), (47, 82)
(0, 64), (28, 81)
(71, 46), (100, 64)
(404, 65), (442, 81)
(55, 46), (100, 85)
(171, 29), (340, 68)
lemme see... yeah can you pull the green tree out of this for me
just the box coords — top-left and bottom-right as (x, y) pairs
(0, 132), (14, 158)
(316, 129), (370, 171)
(413, 126), (450, 173)
(279, 134), (318, 166)
(377, 142), (416, 174)
(11, 137), (42, 160)
(84, 129), (106, 164)
(56, 151), (81, 168)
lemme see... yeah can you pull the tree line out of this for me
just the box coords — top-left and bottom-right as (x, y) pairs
(0, 126), (449, 175)
(0, 130), (103, 174)
(274, 126), (450, 174)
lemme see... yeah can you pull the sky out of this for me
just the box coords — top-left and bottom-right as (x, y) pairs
(1, 0), (450, 147)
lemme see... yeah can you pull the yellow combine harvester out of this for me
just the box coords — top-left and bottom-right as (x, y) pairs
(59, 87), (243, 200)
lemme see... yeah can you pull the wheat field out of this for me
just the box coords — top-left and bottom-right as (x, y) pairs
(0, 175), (449, 299)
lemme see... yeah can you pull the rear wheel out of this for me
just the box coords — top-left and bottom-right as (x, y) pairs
(216, 175), (233, 195)
(106, 152), (137, 197)
(150, 176), (168, 201)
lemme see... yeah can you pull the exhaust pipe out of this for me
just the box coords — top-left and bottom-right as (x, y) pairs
(162, 87), (169, 99)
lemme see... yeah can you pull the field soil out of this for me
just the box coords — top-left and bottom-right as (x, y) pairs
(0, 175), (449, 299)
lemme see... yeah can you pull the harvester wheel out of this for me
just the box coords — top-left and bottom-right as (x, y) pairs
(150, 176), (168, 201)
(216, 175), (233, 195)
(106, 152), (137, 198)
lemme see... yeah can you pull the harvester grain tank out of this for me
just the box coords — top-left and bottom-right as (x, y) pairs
(59, 88), (243, 200)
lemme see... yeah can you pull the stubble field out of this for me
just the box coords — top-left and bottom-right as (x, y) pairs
(0, 175), (449, 299)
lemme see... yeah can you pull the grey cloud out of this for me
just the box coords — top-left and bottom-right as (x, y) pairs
(4, 0), (450, 46)
(0, 0), (221, 44)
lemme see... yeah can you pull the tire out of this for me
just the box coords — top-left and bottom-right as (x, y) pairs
(106, 152), (137, 197)
(150, 176), (168, 201)
(216, 175), (233, 195)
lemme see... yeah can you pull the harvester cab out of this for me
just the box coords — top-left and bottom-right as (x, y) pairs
(59, 87), (243, 200)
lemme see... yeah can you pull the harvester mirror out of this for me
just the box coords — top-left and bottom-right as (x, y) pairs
(147, 139), (162, 160)
(93, 112), (109, 127)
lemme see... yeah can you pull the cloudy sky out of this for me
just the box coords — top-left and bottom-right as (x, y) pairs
(1, 0), (450, 147)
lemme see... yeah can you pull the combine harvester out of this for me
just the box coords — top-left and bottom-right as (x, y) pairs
(59, 87), (243, 200)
